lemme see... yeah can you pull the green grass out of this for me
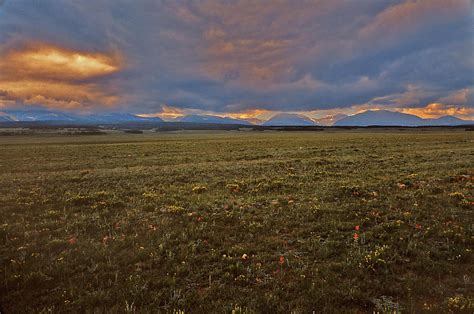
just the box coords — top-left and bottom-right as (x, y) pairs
(1, 130), (473, 312)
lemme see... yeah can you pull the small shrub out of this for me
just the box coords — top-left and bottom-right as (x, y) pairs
(161, 205), (186, 214)
(372, 296), (402, 313)
(192, 185), (207, 194)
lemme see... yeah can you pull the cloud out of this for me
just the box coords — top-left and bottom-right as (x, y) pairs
(438, 88), (473, 105)
(0, 42), (122, 110)
(138, 104), (272, 121)
(399, 103), (474, 118)
(0, 0), (471, 115)
(0, 43), (120, 80)
(358, 0), (469, 45)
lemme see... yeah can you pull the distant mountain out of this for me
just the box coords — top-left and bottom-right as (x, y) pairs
(335, 110), (423, 126)
(263, 113), (317, 126)
(314, 114), (348, 126)
(0, 109), (163, 124)
(0, 112), (14, 122)
(175, 115), (250, 125)
(424, 115), (472, 126)
(241, 117), (265, 125)
(334, 110), (473, 126)
(84, 113), (163, 123)
(1, 109), (79, 122)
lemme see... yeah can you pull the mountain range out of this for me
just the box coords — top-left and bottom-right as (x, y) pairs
(334, 110), (473, 126)
(0, 108), (472, 126)
(0, 109), (163, 124)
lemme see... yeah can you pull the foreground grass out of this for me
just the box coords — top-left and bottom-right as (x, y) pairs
(0, 130), (473, 312)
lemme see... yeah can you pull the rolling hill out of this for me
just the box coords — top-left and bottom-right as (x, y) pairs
(263, 113), (317, 126)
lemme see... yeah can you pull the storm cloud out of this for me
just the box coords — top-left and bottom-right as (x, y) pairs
(0, 0), (472, 118)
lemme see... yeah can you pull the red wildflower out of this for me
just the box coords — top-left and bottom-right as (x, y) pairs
(279, 256), (285, 265)
(415, 224), (422, 230)
(68, 237), (77, 245)
(353, 233), (359, 241)
(354, 225), (360, 231)
(397, 183), (407, 189)
(197, 216), (203, 222)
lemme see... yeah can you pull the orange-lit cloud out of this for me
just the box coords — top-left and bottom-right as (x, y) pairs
(138, 105), (272, 122)
(224, 109), (271, 120)
(204, 37), (292, 86)
(398, 103), (474, 119)
(358, 0), (468, 43)
(139, 104), (186, 120)
(0, 43), (122, 110)
(0, 44), (120, 81)
(195, 1), (319, 87)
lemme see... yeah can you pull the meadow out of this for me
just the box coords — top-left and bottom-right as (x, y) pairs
(0, 129), (473, 312)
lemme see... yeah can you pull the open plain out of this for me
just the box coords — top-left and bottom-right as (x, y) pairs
(1, 130), (473, 312)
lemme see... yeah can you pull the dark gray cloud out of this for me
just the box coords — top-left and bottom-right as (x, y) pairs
(0, 0), (472, 116)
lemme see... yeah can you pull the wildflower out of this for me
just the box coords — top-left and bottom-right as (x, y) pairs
(279, 255), (285, 265)
(241, 254), (248, 260)
(354, 225), (360, 231)
(102, 235), (110, 245)
(415, 224), (422, 230)
(197, 216), (203, 222)
(68, 237), (77, 245)
(353, 233), (359, 241)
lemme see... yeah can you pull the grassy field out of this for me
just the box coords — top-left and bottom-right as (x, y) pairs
(1, 130), (473, 312)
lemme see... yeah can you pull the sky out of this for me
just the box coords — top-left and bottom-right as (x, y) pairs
(0, 0), (473, 120)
